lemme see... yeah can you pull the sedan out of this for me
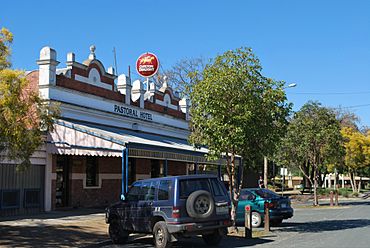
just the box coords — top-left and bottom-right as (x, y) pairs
(235, 188), (293, 227)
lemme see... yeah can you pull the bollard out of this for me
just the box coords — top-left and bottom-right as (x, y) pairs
(244, 205), (252, 238)
(335, 185), (339, 206)
(330, 191), (334, 207)
(264, 202), (270, 232)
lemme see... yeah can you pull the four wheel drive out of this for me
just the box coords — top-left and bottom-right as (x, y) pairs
(235, 188), (294, 227)
(105, 174), (232, 247)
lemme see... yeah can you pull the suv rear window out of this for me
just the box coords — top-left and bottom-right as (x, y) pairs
(179, 178), (211, 199)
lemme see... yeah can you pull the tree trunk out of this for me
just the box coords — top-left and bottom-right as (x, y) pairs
(349, 171), (357, 193)
(264, 156), (268, 188)
(313, 166), (319, 206)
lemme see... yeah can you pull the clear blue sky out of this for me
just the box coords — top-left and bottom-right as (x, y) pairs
(2, 0), (370, 127)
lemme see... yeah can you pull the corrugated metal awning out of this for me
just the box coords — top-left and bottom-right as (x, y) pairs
(47, 119), (211, 163)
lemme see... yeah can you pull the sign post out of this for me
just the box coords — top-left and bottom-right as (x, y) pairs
(244, 205), (252, 238)
(136, 52), (159, 90)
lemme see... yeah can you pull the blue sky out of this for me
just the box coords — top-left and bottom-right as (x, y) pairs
(2, 0), (370, 127)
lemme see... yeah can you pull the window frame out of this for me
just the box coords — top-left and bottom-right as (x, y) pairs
(1, 189), (20, 209)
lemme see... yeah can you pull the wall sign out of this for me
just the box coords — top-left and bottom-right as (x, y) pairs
(136, 52), (159, 78)
(114, 104), (153, 121)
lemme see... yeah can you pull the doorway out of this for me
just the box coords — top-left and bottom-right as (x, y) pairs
(55, 156), (70, 208)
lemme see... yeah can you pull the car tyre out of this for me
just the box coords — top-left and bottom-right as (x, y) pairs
(109, 220), (129, 244)
(153, 221), (172, 248)
(202, 230), (222, 246)
(251, 211), (262, 228)
(186, 190), (215, 218)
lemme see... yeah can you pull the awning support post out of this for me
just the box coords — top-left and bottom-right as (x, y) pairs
(194, 162), (198, 174)
(121, 148), (126, 200)
(120, 146), (129, 200)
(125, 145), (129, 194)
(164, 159), (168, 177)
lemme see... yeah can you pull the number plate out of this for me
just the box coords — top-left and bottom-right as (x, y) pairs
(216, 206), (229, 215)
(281, 203), (287, 208)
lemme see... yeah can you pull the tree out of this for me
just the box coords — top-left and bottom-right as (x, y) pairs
(154, 57), (206, 98)
(0, 28), (59, 170)
(276, 101), (343, 205)
(341, 127), (370, 192)
(189, 47), (291, 225)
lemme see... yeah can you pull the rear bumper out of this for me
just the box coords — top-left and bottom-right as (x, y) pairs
(269, 208), (294, 220)
(167, 220), (231, 234)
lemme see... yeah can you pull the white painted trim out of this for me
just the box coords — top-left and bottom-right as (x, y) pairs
(156, 98), (178, 110)
(75, 74), (112, 90)
(70, 173), (122, 189)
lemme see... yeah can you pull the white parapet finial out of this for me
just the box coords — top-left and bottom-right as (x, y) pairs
(89, 45), (96, 60)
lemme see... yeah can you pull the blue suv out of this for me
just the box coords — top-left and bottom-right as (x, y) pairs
(105, 174), (231, 247)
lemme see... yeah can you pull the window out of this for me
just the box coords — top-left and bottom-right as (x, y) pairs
(126, 181), (158, 201)
(24, 189), (40, 208)
(1, 190), (20, 209)
(210, 178), (225, 196)
(158, 180), (171, 201)
(240, 190), (255, 201)
(86, 157), (99, 187)
(180, 179), (211, 199)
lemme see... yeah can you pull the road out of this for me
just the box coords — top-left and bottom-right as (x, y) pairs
(99, 199), (370, 248)
(1, 199), (369, 248)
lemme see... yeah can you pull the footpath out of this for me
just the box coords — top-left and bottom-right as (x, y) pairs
(0, 209), (109, 248)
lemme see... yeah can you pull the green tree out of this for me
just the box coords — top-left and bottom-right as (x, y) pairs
(341, 127), (370, 192)
(276, 101), (343, 205)
(189, 47), (291, 224)
(0, 28), (59, 170)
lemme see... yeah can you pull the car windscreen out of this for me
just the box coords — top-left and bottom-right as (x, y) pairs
(254, 189), (280, 199)
(179, 178), (211, 199)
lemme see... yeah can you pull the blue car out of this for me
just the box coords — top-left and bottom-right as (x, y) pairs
(106, 175), (231, 247)
(236, 188), (293, 227)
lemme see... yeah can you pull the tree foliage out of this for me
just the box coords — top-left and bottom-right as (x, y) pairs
(189, 47), (291, 223)
(0, 28), (59, 170)
(341, 127), (370, 192)
(276, 101), (343, 205)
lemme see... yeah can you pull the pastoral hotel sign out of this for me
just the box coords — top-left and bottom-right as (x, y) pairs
(114, 104), (153, 121)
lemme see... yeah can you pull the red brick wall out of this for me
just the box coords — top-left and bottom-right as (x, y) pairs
(168, 161), (187, 175)
(56, 74), (125, 103)
(145, 101), (185, 119)
(135, 158), (151, 174)
(69, 179), (121, 208)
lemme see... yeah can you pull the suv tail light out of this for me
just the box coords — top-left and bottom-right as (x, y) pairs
(172, 206), (180, 218)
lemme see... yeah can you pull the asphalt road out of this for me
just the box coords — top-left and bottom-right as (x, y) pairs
(1, 198), (369, 248)
(98, 199), (370, 248)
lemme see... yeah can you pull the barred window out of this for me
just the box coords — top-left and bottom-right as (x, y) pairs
(86, 157), (99, 187)
(1, 190), (20, 209)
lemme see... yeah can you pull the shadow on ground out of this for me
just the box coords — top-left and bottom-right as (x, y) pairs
(0, 208), (105, 222)
(92, 235), (274, 248)
(277, 219), (370, 233)
(0, 224), (108, 248)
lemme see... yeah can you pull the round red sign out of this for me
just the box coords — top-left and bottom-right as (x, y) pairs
(136, 52), (159, 78)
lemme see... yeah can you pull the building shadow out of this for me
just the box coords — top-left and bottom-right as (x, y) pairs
(89, 235), (274, 248)
(0, 224), (108, 248)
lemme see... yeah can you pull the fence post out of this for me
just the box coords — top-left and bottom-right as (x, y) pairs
(244, 205), (252, 238)
(264, 202), (270, 232)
